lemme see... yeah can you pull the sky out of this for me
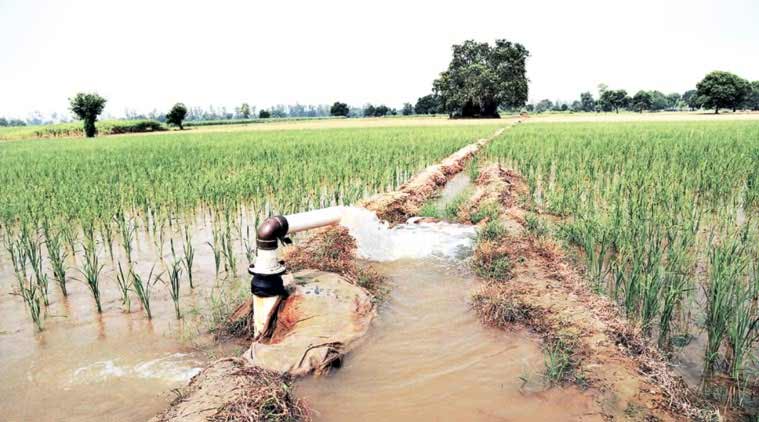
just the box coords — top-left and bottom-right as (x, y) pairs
(1, 0), (758, 119)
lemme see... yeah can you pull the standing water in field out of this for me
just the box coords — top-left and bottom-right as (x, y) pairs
(296, 180), (602, 421)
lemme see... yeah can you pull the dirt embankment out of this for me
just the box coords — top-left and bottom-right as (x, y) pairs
(359, 127), (505, 223)
(466, 164), (715, 421)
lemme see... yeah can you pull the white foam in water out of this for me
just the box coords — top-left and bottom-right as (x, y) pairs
(69, 353), (202, 385)
(339, 207), (476, 261)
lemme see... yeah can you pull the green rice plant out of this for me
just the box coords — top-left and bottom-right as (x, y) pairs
(724, 257), (759, 400)
(703, 229), (749, 376)
(100, 219), (115, 261)
(131, 265), (162, 319)
(43, 221), (69, 297)
(208, 224), (223, 278)
(115, 262), (132, 312)
(115, 211), (136, 264)
(243, 224), (255, 265)
(167, 258), (183, 320)
(182, 225), (196, 288)
(16, 276), (43, 331)
(80, 223), (105, 313)
(19, 225), (49, 306)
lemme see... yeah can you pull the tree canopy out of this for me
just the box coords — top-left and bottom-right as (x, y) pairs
(696, 71), (751, 113)
(166, 103), (188, 129)
(69, 92), (107, 138)
(599, 89), (628, 113)
(414, 95), (439, 115)
(433, 39), (529, 118)
(330, 101), (350, 117)
(631, 91), (653, 113)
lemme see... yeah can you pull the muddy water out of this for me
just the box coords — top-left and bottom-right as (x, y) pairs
(300, 196), (602, 421)
(296, 258), (601, 421)
(0, 217), (249, 422)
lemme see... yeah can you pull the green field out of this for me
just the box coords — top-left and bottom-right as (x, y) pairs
(0, 119), (166, 140)
(487, 120), (759, 386)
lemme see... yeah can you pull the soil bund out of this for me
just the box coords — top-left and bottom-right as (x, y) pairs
(466, 164), (714, 421)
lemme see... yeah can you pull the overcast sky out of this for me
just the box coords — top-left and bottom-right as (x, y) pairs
(1, 0), (758, 118)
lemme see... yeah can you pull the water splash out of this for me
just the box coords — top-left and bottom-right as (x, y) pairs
(339, 207), (476, 262)
(69, 353), (202, 385)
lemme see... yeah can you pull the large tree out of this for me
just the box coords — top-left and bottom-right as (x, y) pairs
(599, 89), (628, 113)
(535, 99), (553, 113)
(433, 39), (529, 118)
(682, 89), (701, 110)
(696, 71), (751, 114)
(631, 91), (653, 113)
(414, 94), (439, 115)
(69, 92), (107, 138)
(239, 103), (251, 119)
(330, 101), (350, 117)
(166, 103), (188, 129)
(580, 92), (595, 112)
(746, 81), (759, 111)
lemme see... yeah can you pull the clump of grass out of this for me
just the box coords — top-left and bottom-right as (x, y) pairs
(524, 213), (549, 237)
(472, 220), (512, 281)
(543, 336), (575, 386)
(469, 202), (500, 224)
(477, 219), (506, 242)
(205, 363), (310, 422)
(418, 202), (442, 219)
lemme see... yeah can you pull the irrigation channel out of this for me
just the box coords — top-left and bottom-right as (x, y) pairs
(299, 174), (601, 420)
(0, 170), (599, 421)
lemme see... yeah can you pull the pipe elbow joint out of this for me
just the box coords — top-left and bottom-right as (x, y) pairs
(256, 215), (289, 250)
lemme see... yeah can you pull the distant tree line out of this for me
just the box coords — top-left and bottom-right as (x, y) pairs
(529, 71), (759, 115)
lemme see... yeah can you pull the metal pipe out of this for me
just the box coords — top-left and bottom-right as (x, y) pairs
(249, 206), (347, 338)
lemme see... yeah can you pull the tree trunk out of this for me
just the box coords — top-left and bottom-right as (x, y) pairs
(715, 107), (720, 114)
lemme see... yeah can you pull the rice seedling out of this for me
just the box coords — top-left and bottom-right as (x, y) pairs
(167, 258), (183, 320)
(208, 226), (222, 278)
(19, 225), (49, 306)
(80, 223), (105, 313)
(115, 211), (136, 264)
(115, 262), (132, 312)
(43, 221), (69, 297)
(131, 265), (162, 320)
(182, 225), (196, 288)
(16, 277), (43, 331)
